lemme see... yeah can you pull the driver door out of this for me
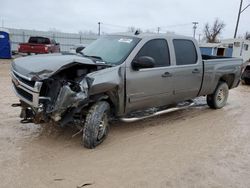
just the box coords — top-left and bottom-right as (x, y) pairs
(125, 38), (175, 113)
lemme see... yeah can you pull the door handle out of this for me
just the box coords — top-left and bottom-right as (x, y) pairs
(192, 69), (200, 74)
(162, 72), (172, 77)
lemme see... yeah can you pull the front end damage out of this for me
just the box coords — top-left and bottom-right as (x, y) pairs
(11, 57), (123, 128)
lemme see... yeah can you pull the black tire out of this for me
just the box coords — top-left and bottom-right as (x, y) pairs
(241, 79), (246, 85)
(207, 82), (229, 109)
(82, 101), (110, 149)
(244, 78), (250, 85)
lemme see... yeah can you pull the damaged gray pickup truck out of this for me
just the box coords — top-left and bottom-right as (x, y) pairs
(11, 33), (243, 148)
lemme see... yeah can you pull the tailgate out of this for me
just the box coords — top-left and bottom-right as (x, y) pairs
(19, 43), (47, 53)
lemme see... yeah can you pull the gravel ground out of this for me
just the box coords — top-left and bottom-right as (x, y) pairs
(0, 59), (250, 188)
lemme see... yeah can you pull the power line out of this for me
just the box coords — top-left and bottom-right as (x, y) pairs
(159, 23), (192, 30)
(234, 0), (250, 38)
(101, 23), (130, 29)
(98, 22), (195, 36)
(102, 22), (192, 31)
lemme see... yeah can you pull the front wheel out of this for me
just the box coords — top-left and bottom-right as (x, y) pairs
(243, 78), (250, 85)
(82, 101), (110, 149)
(207, 82), (229, 109)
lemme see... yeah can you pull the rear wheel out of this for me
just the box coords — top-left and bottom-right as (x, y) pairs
(207, 82), (229, 109)
(82, 101), (110, 149)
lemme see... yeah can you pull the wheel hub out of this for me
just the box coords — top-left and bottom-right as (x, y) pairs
(217, 88), (226, 103)
(97, 114), (107, 140)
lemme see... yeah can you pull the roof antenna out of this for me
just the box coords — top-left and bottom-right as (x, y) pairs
(134, 30), (140, 35)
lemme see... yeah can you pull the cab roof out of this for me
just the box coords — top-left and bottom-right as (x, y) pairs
(108, 32), (194, 40)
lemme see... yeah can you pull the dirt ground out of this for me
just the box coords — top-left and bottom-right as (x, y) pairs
(0, 59), (250, 188)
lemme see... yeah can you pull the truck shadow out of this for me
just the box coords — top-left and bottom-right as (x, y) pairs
(27, 100), (211, 148)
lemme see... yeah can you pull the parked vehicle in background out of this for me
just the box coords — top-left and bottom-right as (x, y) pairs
(18, 36), (60, 55)
(11, 33), (243, 149)
(241, 60), (250, 85)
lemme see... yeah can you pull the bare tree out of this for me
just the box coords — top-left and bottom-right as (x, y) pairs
(204, 19), (225, 43)
(127, 26), (136, 33)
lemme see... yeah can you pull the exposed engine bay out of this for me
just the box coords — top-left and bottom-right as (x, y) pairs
(11, 58), (121, 128)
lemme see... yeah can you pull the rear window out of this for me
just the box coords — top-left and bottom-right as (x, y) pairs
(28, 37), (50, 44)
(173, 39), (197, 65)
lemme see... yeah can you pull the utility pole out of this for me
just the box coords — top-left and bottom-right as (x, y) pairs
(234, 0), (243, 38)
(157, 27), (160, 34)
(192, 22), (198, 39)
(234, 0), (250, 38)
(98, 22), (101, 36)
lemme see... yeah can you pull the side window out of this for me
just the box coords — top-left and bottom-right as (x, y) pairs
(173, 39), (198, 65)
(44, 38), (50, 44)
(136, 39), (170, 67)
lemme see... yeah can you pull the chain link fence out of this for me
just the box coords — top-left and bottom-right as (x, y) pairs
(8, 28), (98, 52)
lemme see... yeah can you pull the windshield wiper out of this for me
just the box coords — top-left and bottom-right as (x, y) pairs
(76, 51), (84, 55)
(81, 53), (112, 65)
(84, 55), (103, 61)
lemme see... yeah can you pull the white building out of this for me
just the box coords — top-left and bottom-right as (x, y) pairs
(200, 39), (250, 62)
(199, 43), (232, 57)
(221, 38), (250, 62)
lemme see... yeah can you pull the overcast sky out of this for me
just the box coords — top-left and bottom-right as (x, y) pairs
(1, 0), (250, 39)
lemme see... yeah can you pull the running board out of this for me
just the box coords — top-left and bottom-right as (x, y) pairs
(120, 101), (195, 123)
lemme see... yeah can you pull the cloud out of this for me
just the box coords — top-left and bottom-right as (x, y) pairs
(1, 0), (250, 38)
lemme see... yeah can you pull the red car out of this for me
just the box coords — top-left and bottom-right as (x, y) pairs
(18, 36), (60, 55)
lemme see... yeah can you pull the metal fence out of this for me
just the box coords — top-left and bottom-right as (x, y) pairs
(8, 28), (98, 52)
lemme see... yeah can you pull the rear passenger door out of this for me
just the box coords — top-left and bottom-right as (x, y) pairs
(172, 39), (203, 101)
(126, 38), (175, 112)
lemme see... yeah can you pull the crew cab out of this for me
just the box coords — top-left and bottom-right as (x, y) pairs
(11, 33), (243, 149)
(18, 36), (60, 55)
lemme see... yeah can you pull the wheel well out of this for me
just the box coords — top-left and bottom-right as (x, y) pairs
(219, 74), (235, 89)
(88, 93), (117, 114)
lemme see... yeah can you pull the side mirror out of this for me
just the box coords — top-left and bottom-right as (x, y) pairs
(56, 43), (60, 45)
(76, 46), (85, 54)
(132, 56), (155, 70)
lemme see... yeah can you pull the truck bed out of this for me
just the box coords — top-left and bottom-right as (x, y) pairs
(202, 54), (233, 60)
(199, 56), (243, 96)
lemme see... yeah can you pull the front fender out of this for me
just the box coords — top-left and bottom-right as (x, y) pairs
(84, 65), (125, 115)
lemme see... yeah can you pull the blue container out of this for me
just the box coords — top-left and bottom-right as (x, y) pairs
(0, 28), (11, 59)
(200, 47), (213, 56)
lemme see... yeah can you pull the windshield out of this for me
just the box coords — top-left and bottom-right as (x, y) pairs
(82, 35), (140, 64)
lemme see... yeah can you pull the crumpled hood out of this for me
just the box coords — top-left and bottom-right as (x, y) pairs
(11, 53), (108, 80)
